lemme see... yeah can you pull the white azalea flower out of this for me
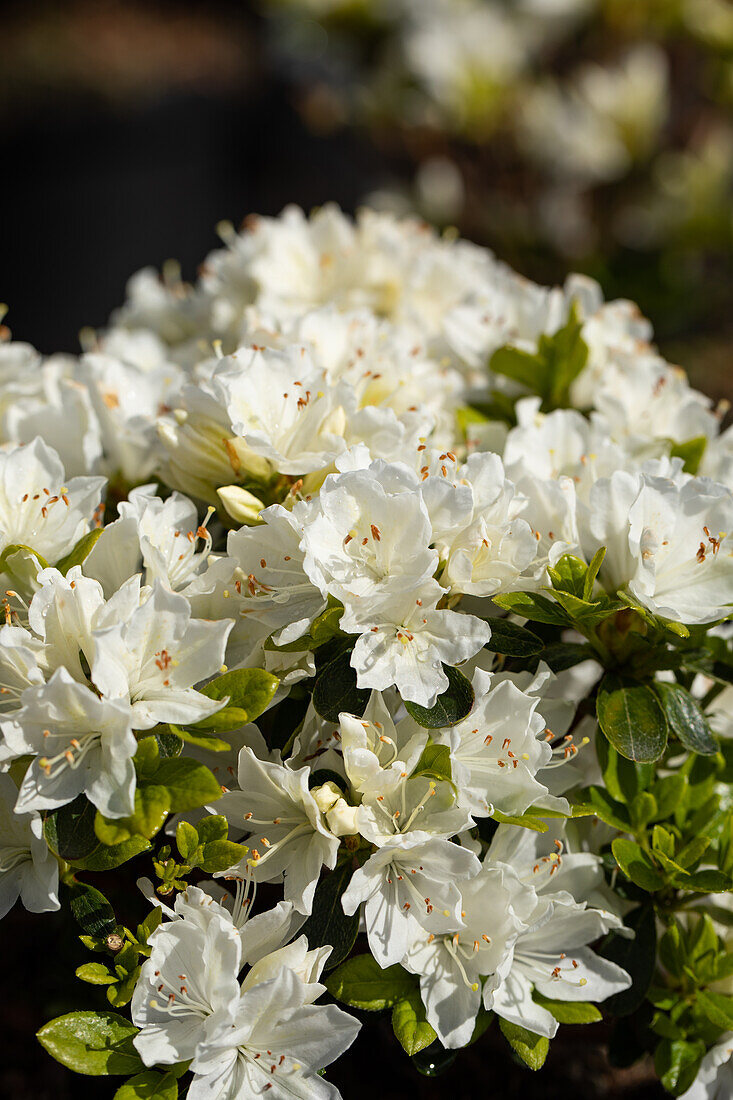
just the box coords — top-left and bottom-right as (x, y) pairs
(583, 470), (733, 623)
(216, 747), (340, 914)
(91, 577), (233, 730)
(350, 599), (490, 708)
(0, 437), (104, 564)
(404, 861), (537, 1049)
(341, 832), (481, 967)
(3, 668), (137, 818)
(0, 773), (59, 919)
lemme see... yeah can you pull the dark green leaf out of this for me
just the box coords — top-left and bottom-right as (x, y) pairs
(403, 665), (474, 729)
(43, 796), (99, 861)
(655, 1038), (705, 1096)
(601, 906), (657, 1016)
(596, 673), (669, 762)
(654, 682), (718, 756)
(486, 619), (544, 657)
(300, 864), (360, 971)
(69, 883), (117, 938)
(312, 649), (371, 723)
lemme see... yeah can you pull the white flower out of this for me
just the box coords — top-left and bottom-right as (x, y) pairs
(91, 577), (233, 730)
(216, 747), (340, 914)
(133, 886), (359, 1100)
(0, 438), (104, 564)
(211, 343), (349, 476)
(300, 460), (438, 631)
(583, 470), (733, 624)
(404, 860), (536, 1049)
(3, 668), (137, 818)
(338, 690), (427, 799)
(432, 669), (552, 817)
(350, 600), (490, 708)
(0, 773), (59, 919)
(341, 832), (480, 967)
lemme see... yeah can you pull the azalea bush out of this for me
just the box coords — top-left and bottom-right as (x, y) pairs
(1, 204), (733, 1099)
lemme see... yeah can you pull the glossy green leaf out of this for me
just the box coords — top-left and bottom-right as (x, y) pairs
(493, 591), (568, 626)
(76, 962), (116, 986)
(654, 682), (718, 756)
(312, 648), (371, 723)
(325, 954), (415, 1011)
(113, 1071), (179, 1100)
(43, 795), (99, 861)
(152, 758), (223, 812)
(612, 838), (666, 891)
(55, 528), (104, 574)
(392, 991), (437, 1056)
(37, 1011), (143, 1076)
(531, 993), (601, 1024)
(596, 673), (668, 762)
(403, 665), (474, 729)
(69, 883), (117, 938)
(498, 1019), (549, 1071)
(485, 618), (544, 657)
(200, 667), (279, 722)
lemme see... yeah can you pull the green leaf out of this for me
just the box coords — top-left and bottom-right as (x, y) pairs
(584, 547), (606, 601)
(69, 883), (117, 938)
(403, 665), (474, 729)
(325, 954), (416, 1011)
(696, 991), (733, 1031)
(155, 731), (183, 758)
(37, 1011), (144, 1076)
(312, 648), (371, 723)
(152, 758), (223, 812)
(493, 591), (568, 626)
(654, 682), (718, 756)
(95, 787), (171, 844)
(187, 706), (251, 733)
(43, 795), (99, 861)
(596, 737), (654, 805)
(485, 619), (544, 657)
(107, 968), (141, 1009)
(196, 815), (228, 844)
(650, 774), (687, 821)
(167, 723), (230, 753)
(200, 667), (279, 722)
(601, 906), (657, 1016)
(489, 302), (588, 412)
(392, 991), (437, 1056)
(670, 435), (707, 475)
(655, 1038), (705, 1096)
(300, 864), (360, 971)
(176, 820), (199, 861)
(55, 528), (104, 574)
(596, 673), (669, 762)
(492, 809), (549, 833)
(531, 992), (601, 1024)
(77, 836), (152, 872)
(114, 1071), (179, 1100)
(197, 839), (247, 874)
(412, 743), (453, 785)
(539, 642), (594, 672)
(611, 838), (666, 891)
(547, 554), (588, 598)
(76, 962), (116, 986)
(498, 1019), (549, 1071)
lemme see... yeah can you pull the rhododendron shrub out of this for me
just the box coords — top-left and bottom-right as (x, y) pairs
(2, 205), (733, 1099)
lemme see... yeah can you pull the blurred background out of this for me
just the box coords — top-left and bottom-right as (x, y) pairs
(1, 0), (731, 1095)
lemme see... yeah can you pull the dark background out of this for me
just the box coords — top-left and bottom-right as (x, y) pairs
(0, 1), (715, 1096)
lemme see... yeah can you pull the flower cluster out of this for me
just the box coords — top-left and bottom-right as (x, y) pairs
(2, 205), (733, 1099)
